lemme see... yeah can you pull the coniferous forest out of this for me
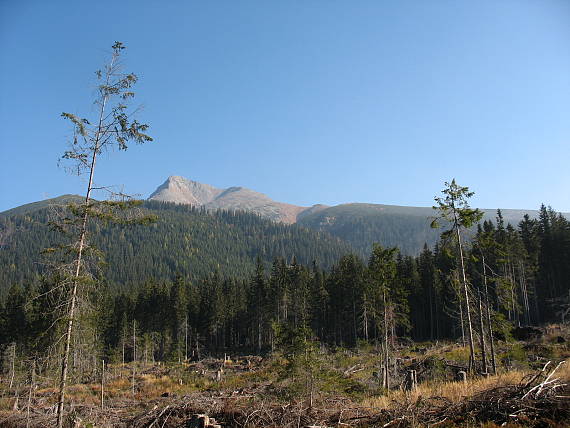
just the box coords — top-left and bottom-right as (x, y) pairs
(2, 201), (569, 359)
(0, 200), (352, 293)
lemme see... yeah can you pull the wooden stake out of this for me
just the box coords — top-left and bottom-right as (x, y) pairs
(9, 343), (16, 390)
(26, 359), (35, 428)
(101, 359), (105, 410)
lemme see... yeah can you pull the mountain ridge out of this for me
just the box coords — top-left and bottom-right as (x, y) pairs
(145, 175), (567, 255)
(2, 177), (567, 256)
(146, 175), (561, 224)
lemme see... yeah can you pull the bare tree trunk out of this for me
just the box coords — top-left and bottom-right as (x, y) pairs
(455, 213), (475, 373)
(257, 317), (262, 354)
(458, 287), (466, 347)
(309, 369), (314, 409)
(195, 334), (200, 360)
(352, 288), (357, 346)
(12, 387), (19, 411)
(9, 343), (16, 390)
(429, 284), (435, 341)
(509, 261), (519, 326)
(132, 319), (136, 397)
(477, 289), (488, 374)
(519, 261), (531, 325)
(26, 359), (35, 428)
(482, 256), (497, 375)
(184, 316), (188, 362)
(363, 304), (369, 342)
(100, 359), (105, 410)
(383, 291), (390, 389)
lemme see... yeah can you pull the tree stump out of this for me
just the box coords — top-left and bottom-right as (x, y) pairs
(215, 368), (223, 382)
(404, 369), (418, 391)
(186, 413), (221, 428)
(187, 414), (209, 428)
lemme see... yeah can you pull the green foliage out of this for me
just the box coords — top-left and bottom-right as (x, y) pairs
(443, 346), (471, 363)
(366, 244), (411, 339)
(273, 323), (315, 375)
(500, 343), (529, 369)
(273, 322), (322, 401)
(60, 42), (152, 177)
(318, 366), (368, 399)
(432, 179), (484, 232)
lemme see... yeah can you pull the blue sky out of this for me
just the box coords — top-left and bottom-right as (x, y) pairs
(1, 1), (569, 212)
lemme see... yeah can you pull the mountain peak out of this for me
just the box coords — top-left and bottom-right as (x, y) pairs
(149, 176), (222, 205)
(167, 175), (190, 183)
(148, 176), (307, 223)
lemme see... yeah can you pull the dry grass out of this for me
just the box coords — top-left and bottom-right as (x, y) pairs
(363, 357), (570, 411)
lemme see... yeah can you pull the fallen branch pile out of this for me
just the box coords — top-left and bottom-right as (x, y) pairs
(128, 393), (373, 428)
(366, 360), (569, 427)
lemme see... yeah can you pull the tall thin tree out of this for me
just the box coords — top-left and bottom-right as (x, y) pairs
(432, 179), (483, 373)
(55, 42), (153, 427)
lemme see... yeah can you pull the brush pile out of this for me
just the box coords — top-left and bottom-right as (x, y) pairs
(368, 360), (569, 427)
(128, 393), (372, 428)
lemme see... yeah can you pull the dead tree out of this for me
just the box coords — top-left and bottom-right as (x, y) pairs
(100, 359), (105, 410)
(26, 358), (35, 428)
(8, 342), (16, 390)
(482, 255), (497, 374)
(477, 287), (488, 374)
(132, 319), (137, 396)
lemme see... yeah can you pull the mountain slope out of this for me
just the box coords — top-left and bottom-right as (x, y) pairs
(297, 203), (556, 256)
(0, 200), (353, 292)
(0, 195), (84, 218)
(205, 186), (306, 223)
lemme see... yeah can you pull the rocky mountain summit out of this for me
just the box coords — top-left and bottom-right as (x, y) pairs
(149, 176), (223, 205)
(148, 176), (323, 223)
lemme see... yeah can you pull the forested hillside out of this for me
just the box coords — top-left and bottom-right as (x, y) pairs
(0, 200), (352, 293)
(296, 203), (562, 256)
